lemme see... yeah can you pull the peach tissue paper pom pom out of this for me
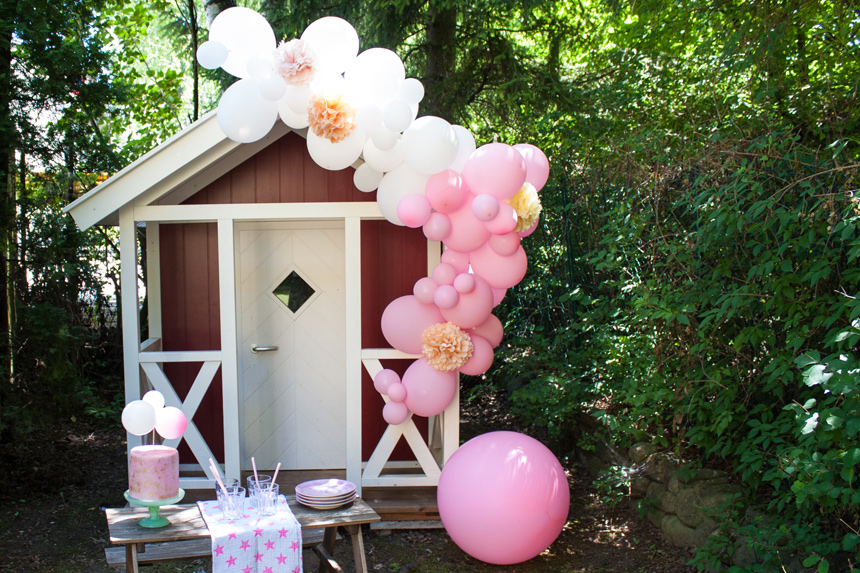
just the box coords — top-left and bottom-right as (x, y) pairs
(507, 182), (543, 233)
(273, 39), (315, 86)
(308, 94), (357, 143)
(422, 322), (474, 372)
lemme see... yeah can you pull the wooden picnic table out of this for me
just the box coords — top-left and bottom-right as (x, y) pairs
(104, 496), (380, 573)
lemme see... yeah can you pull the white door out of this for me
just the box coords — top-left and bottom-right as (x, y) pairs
(237, 222), (346, 470)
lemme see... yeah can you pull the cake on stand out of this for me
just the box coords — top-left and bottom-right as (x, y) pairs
(124, 489), (186, 528)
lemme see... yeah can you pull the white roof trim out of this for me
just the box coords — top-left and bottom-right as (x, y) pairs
(63, 111), (298, 230)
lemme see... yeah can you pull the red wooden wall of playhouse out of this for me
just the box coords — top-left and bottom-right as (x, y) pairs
(158, 131), (429, 465)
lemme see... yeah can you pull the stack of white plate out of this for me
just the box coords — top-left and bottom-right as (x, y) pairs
(295, 479), (357, 509)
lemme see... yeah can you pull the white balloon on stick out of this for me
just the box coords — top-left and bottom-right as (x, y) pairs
(301, 17), (360, 76)
(142, 390), (165, 410)
(209, 7), (276, 79)
(217, 78), (279, 143)
(121, 400), (157, 436)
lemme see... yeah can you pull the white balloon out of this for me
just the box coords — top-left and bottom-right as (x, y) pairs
(355, 104), (383, 133)
(450, 125), (477, 173)
(142, 390), (165, 410)
(354, 163), (384, 192)
(383, 100), (413, 133)
(217, 78), (279, 143)
(197, 40), (228, 70)
(400, 78), (425, 103)
(345, 48), (406, 107)
(401, 116), (459, 175)
(306, 128), (366, 171)
(278, 97), (309, 129)
(246, 52), (273, 78)
(209, 7), (276, 79)
(301, 17), (359, 76)
(376, 164), (429, 225)
(363, 138), (403, 172)
(259, 74), (287, 101)
(284, 84), (312, 114)
(372, 128), (398, 151)
(121, 400), (157, 436)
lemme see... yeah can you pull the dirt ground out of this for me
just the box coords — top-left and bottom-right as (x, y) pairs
(0, 392), (696, 572)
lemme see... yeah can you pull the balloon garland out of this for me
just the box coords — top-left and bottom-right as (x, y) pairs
(197, 8), (549, 427)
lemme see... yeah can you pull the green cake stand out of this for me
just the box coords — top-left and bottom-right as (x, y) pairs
(124, 489), (185, 528)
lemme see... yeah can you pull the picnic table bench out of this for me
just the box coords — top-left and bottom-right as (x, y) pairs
(104, 496), (380, 573)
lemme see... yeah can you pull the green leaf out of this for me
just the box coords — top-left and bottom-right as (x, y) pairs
(844, 448), (860, 466)
(843, 533), (860, 552)
(803, 555), (820, 567)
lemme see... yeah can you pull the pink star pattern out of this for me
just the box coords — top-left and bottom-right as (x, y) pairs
(240, 540), (251, 551)
(290, 540), (299, 552)
(228, 531), (237, 540)
(242, 567), (252, 573)
(277, 554), (288, 564)
(265, 539), (275, 550)
(278, 527), (289, 538)
(263, 567), (274, 573)
(253, 527), (264, 537)
(214, 544), (224, 556)
(226, 555), (237, 567)
(293, 567), (301, 573)
(255, 551), (264, 562)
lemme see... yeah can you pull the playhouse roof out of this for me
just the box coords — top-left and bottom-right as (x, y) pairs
(64, 111), (304, 230)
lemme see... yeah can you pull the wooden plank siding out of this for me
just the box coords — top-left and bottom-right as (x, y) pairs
(158, 131), (429, 464)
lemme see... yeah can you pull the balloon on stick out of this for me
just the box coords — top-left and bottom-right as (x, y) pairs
(121, 400), (157, 436)
(155, 406), (188, 440)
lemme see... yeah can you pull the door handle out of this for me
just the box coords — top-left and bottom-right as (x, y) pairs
(251, 345), (279, 353)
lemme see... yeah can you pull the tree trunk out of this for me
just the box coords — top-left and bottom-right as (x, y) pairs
(204, 0), (235, 27)
(0, 0), (17, 399)
(424, 1), (457, 119)
(190, 0), (199, 121)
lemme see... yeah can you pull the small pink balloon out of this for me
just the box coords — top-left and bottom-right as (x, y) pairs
(434, 284), (459, 309)
(462, 143), (527, 200)
(492, 287), (507, 307)
(423, 212), (452, 242)
(155, 406), (187, 440)
(459, 334), (494, 376)
(485, 202), (518, 235)
(441, 249), (470, 273)
(470, 242), (528, 289)
(383, 401), (410, 425)
(444, 201), (491, 253)
(381, 295), (445, 354)
(425, 169), (468, 213)
(489, 232), (521, 256)
(518, 219), (539, 238)
(471, 194), (500, 222)
(374, 369), (401, 395)
(469, 314), (503, 347)
(413, 277), (438, 305)
(431, 262), (457, 285)
(402, 358), (458, 417)
(453, 273), (475, 294)
(514, 143), (550, 191)
(387, 381), (407, 402)
(440, 274), (494, 329)
(397, 194), (432, 228)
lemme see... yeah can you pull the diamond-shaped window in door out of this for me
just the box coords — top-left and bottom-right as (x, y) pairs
(272, 270), (316, 314)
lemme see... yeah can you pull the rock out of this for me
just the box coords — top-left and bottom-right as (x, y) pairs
(731, 539), (758, 568)
(675, 487), (705, 528)
(668, 475), (682, 494)
(630, 474), (651, 498)
(629, 442), (659, 464)
(660, 490), (677, 514)
(662, 515), (710, 547)
(698, 483), (743, 511)
(646, 480), (667, 503)
(643, 452), (679, 483)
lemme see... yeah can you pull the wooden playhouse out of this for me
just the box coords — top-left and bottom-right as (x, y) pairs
(65, 114), (458, 521)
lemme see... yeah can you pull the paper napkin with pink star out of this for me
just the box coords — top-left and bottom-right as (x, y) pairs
(198, 496), (302, 573)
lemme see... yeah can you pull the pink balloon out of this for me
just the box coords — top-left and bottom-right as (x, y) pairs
(413, 277), (437, 305)
(374, 369), (401, 395)
(492, 287), (507, 307)
(155, 406), (187, 440)
(402, 358), (458, 417)
(437, 431), (570, 565)
(425, 169), (467, 213)
(458, 334), (494, 376)
(453, 273), (475, 294)
(471, 194), (499, 222)
(381, 295), (445, 354)
(431, 262), (457, 285)
(485, 202), (518, 235)
(444, 201), (491, 253)
(440, 274), (493, 329)
(469, 242), (528, 289)
(387, 381), (407, 403)
(462, 143), (527, 200)
(489, 232), (520, 256)
(518, 219), (539, 238)
(469, 314), (503, 347)
(423, 212), (452, 242)
(440, 249), (469, 273)
(433, 284), (459, 309)
(383, 401), (410, 425)
(513, 143), (550, 191)
(397, 194), (432, 228)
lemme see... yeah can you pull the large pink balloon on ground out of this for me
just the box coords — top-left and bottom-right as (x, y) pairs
(437, 431), (570, 565)
(381, 295), (445, 354)
(402, 358), (458, 417)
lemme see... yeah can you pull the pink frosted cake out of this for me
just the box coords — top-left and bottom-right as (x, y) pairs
(128, 445), (179, 501)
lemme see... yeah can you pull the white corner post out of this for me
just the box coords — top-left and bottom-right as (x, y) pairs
(345, 216), (363, 493)
(119, 205), (142, 457)
(218, 219), (241, 483)
(145, 221), (162, 341)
